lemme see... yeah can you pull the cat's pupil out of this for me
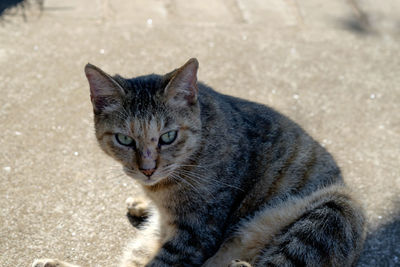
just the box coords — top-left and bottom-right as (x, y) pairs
(116, 133), (135, 147)
(159, 130), (177, 145)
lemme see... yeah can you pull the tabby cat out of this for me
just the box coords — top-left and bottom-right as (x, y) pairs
(33, 58), (365, 267)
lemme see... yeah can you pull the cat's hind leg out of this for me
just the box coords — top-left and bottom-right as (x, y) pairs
(204, 185), (365, 267)
(250, 187), (365, 266)
(228, 259), (252, 267)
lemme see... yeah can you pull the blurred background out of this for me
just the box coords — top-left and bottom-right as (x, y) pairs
(0, 0), (399, 266)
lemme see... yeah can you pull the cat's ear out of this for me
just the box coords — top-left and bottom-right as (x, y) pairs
(84, 63), (125, 114)
(164, 58), (199, 107)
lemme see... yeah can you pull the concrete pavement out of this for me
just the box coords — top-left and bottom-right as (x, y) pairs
(0, 0), (399, 266)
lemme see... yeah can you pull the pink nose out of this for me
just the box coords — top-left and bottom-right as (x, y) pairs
(140, 168), (155, 177)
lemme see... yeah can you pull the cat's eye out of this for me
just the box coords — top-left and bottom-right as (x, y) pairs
(159, 130), (178, 145)
(115, 133), (135, 147)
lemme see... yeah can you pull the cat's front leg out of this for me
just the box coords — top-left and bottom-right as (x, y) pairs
(126, 196), (150, 218)
(121, 226), (162, 267)
(145, 219), (220, 267)
(32, 258), (80, 267)
(121, 201), (162, 267)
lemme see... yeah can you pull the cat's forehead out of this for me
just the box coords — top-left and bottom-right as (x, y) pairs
(122, 79), (167, 115)
(127, 114), (175, 136)
(125, 90), (159, 115)
(129, 115), (159, 133)
(114, 74), (179, 136)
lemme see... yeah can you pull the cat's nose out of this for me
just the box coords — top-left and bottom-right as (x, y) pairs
(140, 168), (156, 177)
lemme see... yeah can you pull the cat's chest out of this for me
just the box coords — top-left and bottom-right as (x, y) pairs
(157, 208), (177, 242)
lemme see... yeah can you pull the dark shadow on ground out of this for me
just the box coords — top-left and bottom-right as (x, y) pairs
(357, 215), (400, 266)
(0, 0), (25, 16)
(0, 0), (43, 21)
(338, 0), (376, 35)
(338, 16), (376, 36)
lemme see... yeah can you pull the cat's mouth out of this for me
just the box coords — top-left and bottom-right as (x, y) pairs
(122, 166), (167, 186)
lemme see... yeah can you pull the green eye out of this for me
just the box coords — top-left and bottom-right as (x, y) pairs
(159, 130), (177, 145)
(115, 133), (135, 147)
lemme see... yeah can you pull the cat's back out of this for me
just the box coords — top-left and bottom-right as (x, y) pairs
(197, 83), (343, 214)
(197, 82), (283, 143)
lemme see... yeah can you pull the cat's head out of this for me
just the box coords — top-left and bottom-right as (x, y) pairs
(84, 59), (202, 186)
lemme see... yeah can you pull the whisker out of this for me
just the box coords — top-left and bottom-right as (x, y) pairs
(177, 169), (244, 192)
(170, 173), (201, 196)
(170, 173), (215, 203)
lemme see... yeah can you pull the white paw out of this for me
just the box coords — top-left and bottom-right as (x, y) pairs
(228, 259), (252, 267)
(32, 258), (78, 267)
(126, 197), (149, 217)
(32, 259), (61, 267)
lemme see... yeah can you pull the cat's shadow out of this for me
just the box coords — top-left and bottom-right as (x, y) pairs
(357, 214), (400, 266)
(0, 0), (43, 18)
(0, 0), (25, 16)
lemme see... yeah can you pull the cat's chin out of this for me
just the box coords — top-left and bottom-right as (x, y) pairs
(123, 169), (166, 186)
(137, 176), (166, 186)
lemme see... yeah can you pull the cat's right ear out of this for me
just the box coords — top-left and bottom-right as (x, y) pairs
(84, 63), (125, 114)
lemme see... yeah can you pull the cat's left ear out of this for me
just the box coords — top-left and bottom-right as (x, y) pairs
(164, 58), (199, 107)
(84, 63), (125, 114)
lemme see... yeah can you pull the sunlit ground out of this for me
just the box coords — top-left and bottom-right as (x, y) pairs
(0, 0), (399, 266)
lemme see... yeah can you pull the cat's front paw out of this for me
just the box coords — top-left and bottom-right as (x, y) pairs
(32, 258), (79, 267)
(228, 259), (252, 267)
(32, 258), (59, 267)
(126, 197), (149, 217)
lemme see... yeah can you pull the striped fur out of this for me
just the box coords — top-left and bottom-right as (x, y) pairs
(33, 59), (365, 267)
